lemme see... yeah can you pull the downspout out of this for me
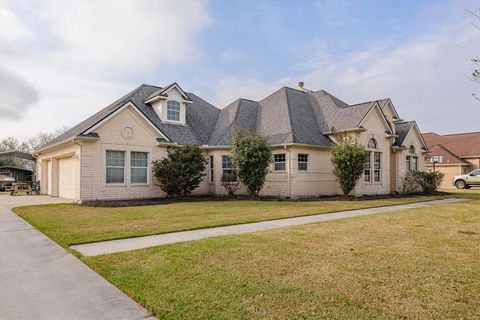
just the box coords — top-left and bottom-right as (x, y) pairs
(286, 146), (292, 198)
(73, 139), (82, 202)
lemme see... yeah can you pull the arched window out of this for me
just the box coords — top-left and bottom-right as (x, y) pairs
(367, 138), (377, 149)
(364, 138), (381, 183)
(409, 145), (416, 154)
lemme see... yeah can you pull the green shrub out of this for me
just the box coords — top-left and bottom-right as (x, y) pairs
(412, 171), (445, 194)
(152, 145), (207, 197)
(220, 172), (240, 196)
(231, 128), (272, 197)
(400, 171), (421, 194)
(331, 136), (369, 195)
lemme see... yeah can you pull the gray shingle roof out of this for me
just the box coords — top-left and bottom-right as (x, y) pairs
(40, 83), (396, 151)
(308, 91), (375, 133)
(394, 121), (415, 147)
(41, 84), (219, 149)
(209, 99), (259, 146)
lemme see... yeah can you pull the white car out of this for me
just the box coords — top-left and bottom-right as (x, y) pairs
(453, 169), (480, 189)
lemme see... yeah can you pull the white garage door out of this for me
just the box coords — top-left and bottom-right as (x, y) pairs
(58, 157), (75, 199)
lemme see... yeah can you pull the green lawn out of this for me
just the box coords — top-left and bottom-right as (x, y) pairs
(84, 191), (480, 319)
(13, 195), (442, 247)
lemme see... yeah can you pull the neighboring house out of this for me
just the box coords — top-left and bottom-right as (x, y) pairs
(423, 131), (480, 188)
(35, 82), (427, 201)
(0, 151), (36, 186)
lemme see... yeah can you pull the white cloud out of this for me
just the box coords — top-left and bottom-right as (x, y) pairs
(212, 22), (480, 133)
(37, 0), (210, 73)
(0, 67), (39, 119)
(0, 0), (211, 139)
(0, 4), (33, 43)
(300, 23), (480, 133)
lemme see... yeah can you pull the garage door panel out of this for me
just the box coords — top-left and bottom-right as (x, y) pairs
(58, 158), (75, 199)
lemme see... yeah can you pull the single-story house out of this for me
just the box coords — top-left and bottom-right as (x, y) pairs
(423, 131), (480, 188)
(35, 82), (427, 201)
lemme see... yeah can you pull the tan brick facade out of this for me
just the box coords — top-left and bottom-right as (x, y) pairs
(37, 98), (427, 201)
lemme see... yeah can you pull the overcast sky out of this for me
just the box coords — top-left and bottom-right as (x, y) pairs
(0, 0), (479, 140)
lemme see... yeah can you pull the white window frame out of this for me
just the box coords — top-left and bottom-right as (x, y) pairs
(130, 151), (149, 185)
(373, 151), (381, 182)
(274, 154), (286, 171)
(430, 155), (443, 163)
(364, 138), (381, 183)
(166, 100), (181, 122)
(364, 152), (371, 183)
(221, 155), (236, 182)
(106, 150), (125, 185)
(210, 155), (214, 183)
(298, 153), (308, 171)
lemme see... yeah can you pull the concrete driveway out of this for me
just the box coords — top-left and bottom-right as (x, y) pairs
(0, 195), (154, 320)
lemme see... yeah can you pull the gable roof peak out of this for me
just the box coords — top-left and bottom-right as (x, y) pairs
(144, 82), (193, 104)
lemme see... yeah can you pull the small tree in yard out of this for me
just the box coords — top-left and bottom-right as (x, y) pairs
(412, 171), (445, 194)
(220, 172), (240, 196)
(231, 128), (272, 197)
(331, 136), (369, 195)
(152, 145), (207, 197)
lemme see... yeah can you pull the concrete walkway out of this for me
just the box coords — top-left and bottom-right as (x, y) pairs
(72, 198), (465, 257)
(0, 195), (155, 320)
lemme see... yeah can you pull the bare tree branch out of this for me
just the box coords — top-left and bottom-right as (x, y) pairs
(467, 8), (480, 102)
(466, 8), (480, 19)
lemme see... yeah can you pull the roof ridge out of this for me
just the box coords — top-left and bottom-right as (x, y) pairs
(283, 88), (296, 143)
(238, 97), (258, 103)
(442, 131), (480, 136)
(284, 86), (308, 94)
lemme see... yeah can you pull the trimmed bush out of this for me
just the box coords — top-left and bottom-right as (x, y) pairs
(412, 171), (445, 194)
(220, 172), (241, 196)
(152, 145), (207, 197)
(331, 136), (369, 195)
(231, 129), (272, 197)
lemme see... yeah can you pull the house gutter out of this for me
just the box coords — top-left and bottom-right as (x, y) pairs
(34, 135), (99, 156)
(73, 138), (83, 202)
(156, 141), (179, 147)
(286, 146), (292, 198)
(200, 143), (332, 151)
(322, 127), (367, 135)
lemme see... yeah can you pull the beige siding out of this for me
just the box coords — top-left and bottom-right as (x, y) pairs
(80, 106), (166, 201)
(289, 147), (338, 197)
(464, 157), (480, 169)
(206, 147), (338, 198)
(78, 105), (211, 201)
(353, 108), (392, 195)
(381, 102), (397, 134)
(425, 164), (466, 188)
(395, 126), (427, 192)
(36, 100), (425, 200)
(36, 143), (81, 200)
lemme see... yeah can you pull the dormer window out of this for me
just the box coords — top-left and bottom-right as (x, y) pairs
(167, 101), (180, 121)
